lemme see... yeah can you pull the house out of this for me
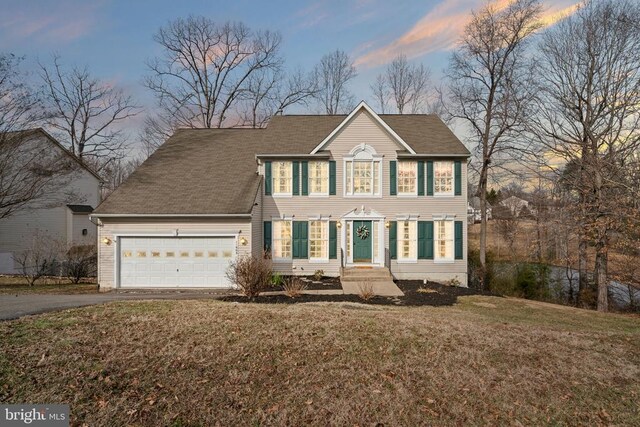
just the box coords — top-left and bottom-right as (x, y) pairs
(91, 102), (470, 290)
(467, 196), (492, 223)
(0, 129), (102, 273)
(500, 195), (531, 217)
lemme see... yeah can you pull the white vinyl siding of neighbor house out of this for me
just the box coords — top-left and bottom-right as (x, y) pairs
(97, 218), (252, 290)
(261, 109), (468, 284)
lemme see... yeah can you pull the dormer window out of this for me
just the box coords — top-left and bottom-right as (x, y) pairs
(344, 144), (382, 197)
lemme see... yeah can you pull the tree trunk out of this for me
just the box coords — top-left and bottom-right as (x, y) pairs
(595, 239), (608, 312)
(478, 169), (488, 290)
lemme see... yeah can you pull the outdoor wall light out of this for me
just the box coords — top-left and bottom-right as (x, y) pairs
(336, 222), (342, 228)
(102, 237), (112, 245)
(239, 237), (248, 246)
(385, 221), (390, 229)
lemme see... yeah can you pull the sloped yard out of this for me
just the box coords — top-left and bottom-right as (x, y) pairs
(1, 296), (639, 426)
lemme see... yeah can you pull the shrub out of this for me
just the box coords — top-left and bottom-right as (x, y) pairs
(270, 272), (284, 287)
(12, 230), (61, 286)
(283, 276), (306, 298)
(357, 281), (375, 301)
(226, 254), (272, 298)
(468, 248), (495, 290)
(62, 245), (97, 284)
(313, 269), (324, 281)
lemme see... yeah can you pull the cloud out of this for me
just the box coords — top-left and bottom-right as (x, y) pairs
(0, 1), (102, 46)
(354, 0), (581, 69)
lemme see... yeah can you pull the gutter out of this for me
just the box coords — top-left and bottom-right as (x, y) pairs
(396, 153), (470, 158)
(256, 153), (331, 160)
(90, 213), (252, 220)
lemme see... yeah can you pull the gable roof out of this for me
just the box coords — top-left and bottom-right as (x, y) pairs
(310, 101), (416, 154)
(93, 129), (263, 216)
(260, 113), (469, 156)
(5, 128), (103, 182)
(93, 106), (469, 216)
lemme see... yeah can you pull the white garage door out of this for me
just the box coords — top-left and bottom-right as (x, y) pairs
(119, 236), (236, 288)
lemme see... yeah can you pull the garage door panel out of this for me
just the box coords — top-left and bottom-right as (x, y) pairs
(119, 236), (236, 288)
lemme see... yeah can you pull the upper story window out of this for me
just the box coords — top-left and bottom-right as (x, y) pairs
(344, 144), (382, 197)
(309, 161), (329, 195)
(434, 161), (454, 196)
(397, 161), (417, 195)
(273, 161), (292, 195)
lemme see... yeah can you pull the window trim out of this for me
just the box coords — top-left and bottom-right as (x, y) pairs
(397, 220), (418, 263)
(343, 159), (382, 198)
(308, 161), (329, 197)
(434, 161), (455, 197)
(397, 161), (418, 197)
(434, 219), (455, 263)
(308, 219), (330, 262)
(272, 161), (293, 198)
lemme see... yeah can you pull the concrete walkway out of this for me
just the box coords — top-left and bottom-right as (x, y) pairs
(340, 280), (404, 297)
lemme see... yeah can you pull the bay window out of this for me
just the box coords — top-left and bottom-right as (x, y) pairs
(435, 220), (454, 261)
(272, 220), (292, 258)
(309, 220), (329, 260)
(398, 220), (417, 261)
(397, 161), (417, 195)
(434, 161), (454, 195)
(272, 161), (292, 195)
(309, 161), (329, 195)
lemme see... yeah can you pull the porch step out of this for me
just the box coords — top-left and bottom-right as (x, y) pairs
(340, 267), (393, 282)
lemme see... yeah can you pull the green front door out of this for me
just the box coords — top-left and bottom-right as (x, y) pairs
(352, 220), (372, 262)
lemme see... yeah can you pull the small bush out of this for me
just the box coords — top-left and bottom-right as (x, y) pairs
(283, 276), (307, 298)
(270, 272), (284, 287)
(357, 281), (375, 301)
(468, 248), (495, 290)
(12, 230), (61, 286)
(313, 269), (324, 281)
(62, 245), (97, 284)
(226, 254), (272, 298)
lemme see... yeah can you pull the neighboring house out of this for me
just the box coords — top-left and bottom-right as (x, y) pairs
(468, 196), (492, 223)
(91, 102), (470, 290)
(500, 195), (531, 217)
(0, 129), (102, 273)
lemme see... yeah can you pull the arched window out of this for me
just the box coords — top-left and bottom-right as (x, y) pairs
(344, 144), (382, 196)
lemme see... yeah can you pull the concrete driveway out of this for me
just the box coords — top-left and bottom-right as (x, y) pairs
(0, 293), (229, 321)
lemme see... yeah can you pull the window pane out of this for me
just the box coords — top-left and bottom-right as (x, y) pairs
(309, 220), (328, 259)
(398, 221), (417, 260)
(272, 161), (292, 194)
(273, 221), (292, 258)
(373, 162), (380, 195)
(434, 162), (453, 195)
(309, 161), (328, 194)
(398, 161), (417, 194)
(435, 220), (453, 260)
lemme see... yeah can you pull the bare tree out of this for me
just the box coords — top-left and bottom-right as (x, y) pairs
(530, 0), (640, 311)
(12, 230), (61, 286)
(371, 54), (431, 114)
(145, 16), (284, 132)
(313, 50), (357, 114)
(40, 55), (139, 170)
(445, 0), (542, 288)
(0, 54), (78, 219)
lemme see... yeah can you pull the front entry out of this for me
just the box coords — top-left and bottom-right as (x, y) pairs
(352, 220), (372, 263)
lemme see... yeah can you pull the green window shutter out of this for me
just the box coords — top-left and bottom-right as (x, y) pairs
(263, 221), (272, 254)
(455, 221), (463, 260)
(426, 221), (434, 259)
(264, 161), (272, 195)
(329, 221), (337, 259)
(454, 160), (462, 196)
(293, 161), (300, 196)
(390, 160), (397, 196)
(418, 221), (427, 259)
(418, 160), (425, 196)
(301, 161), (309, 196)
(426, 161), (434, 196)
(389, 221), (397, 259)
(293, 221), (308, 259)
(329, 161), (336, 195)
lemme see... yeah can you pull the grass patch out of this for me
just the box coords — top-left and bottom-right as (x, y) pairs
(0, 297), (639, 425)
(0, 278), (98, 295)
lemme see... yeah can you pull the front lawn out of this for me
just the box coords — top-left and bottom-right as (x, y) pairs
(0, 276), (98, 295)
(1, 297), (639, 425)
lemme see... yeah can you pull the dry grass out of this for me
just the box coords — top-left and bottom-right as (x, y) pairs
(282, 276), (307, 298)
(1, 297), (639, 426)
(0, 276), (98, 295)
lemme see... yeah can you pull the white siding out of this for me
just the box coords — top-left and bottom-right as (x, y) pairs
(262, 110), (468, 284)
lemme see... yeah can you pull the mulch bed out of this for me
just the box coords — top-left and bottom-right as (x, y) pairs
(220, 280), (496, 307)
(268, 275), (343, 291)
